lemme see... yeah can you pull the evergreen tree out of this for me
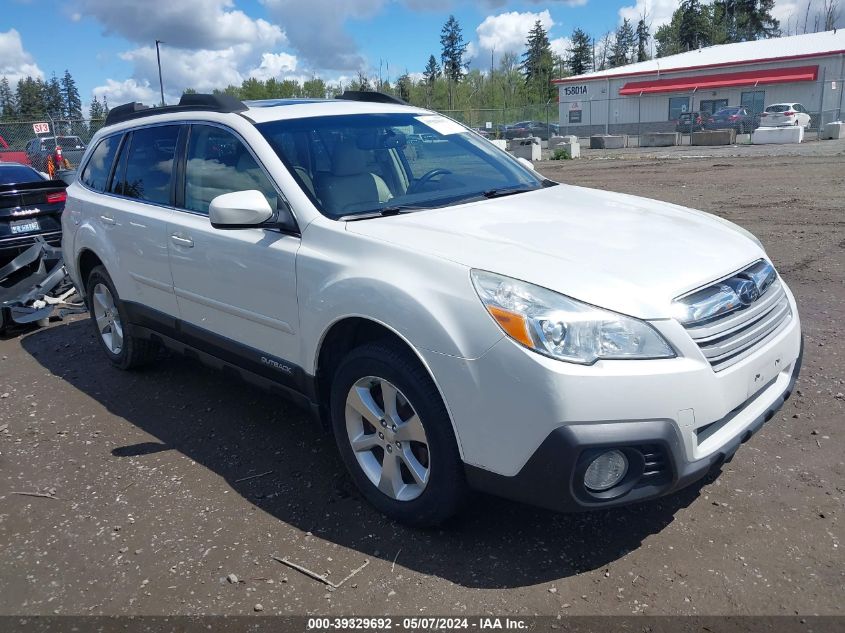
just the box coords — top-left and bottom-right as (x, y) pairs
(15, 77), (45, 119)
(302, 77), (327, 98)
(567, 28), (593, 76)
(440, 14), (467, 107)
(45, 74), (64, 117)
(655, 12), (683, 57)
(678, 0), (712, 50)
(422, 54), (440, 106)
(396, 73), (412, 102)
(89, 96), (104, 120)
(735, 0), (780, 40)
(636, 19), (651, 62)
(61, 70), (82, 118)
(520, 19), (554, 100)
(0, 77), (16, 119)
(610, 18), (636, 67)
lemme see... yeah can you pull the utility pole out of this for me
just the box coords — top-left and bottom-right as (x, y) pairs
(155, 40), (165, 106)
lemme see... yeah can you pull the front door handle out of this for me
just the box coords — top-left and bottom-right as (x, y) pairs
(99, 214), (116, 225)
(170, 234), (194, 248)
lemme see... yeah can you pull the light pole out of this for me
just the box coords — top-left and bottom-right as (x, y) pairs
(155, 40), (165, 106)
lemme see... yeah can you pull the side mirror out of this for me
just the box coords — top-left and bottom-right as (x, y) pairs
(517, 156), (536, 171)
(209, 190), (274, 229)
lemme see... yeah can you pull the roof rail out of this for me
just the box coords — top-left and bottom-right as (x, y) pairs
(104, 93), (248, 127)
(336, 90), (408, 106)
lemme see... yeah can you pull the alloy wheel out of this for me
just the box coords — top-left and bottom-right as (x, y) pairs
(344, 376), (430, 501)
(91, 283), (124, 354)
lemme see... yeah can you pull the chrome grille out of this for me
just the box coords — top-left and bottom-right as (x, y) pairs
(683, 279), (791, 371)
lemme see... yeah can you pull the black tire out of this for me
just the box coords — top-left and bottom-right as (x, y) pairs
(0, 307), (8, 336)
(330, 341), (467, 526)
(85, 265), (160, 370)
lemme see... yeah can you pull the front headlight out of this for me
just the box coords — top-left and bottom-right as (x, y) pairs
(471, 270), (675, 365)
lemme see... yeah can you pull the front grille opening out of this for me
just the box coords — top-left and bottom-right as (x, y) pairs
(682, 276), (792, 371)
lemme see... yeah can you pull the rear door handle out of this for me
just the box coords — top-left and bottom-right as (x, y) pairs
(99, 214), (116, 225)
(170, 234), (194, 248)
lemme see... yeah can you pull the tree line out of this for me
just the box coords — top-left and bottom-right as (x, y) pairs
(210, 1), (805, 113)
(0, 69), (109, 123)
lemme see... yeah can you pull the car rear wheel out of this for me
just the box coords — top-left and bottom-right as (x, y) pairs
(85, 266), (160, 370)
(330, 341), (466, 526)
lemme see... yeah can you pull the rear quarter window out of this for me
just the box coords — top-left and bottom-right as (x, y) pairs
(81, 135), (120, 192)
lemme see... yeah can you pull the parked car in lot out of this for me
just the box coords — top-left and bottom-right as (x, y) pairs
(63, 92), (802, 526)
(25, 135), (86, 172)
(504, 120), (559, 140)
(705, 107), (755, 134)
(758, 103), (812, 128)
(0, 162), (67, 263)
(675, 111), (710, 133)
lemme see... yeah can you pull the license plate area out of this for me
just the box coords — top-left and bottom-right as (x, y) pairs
(747, 353), (785, 399)
(10, 218), (40, 235)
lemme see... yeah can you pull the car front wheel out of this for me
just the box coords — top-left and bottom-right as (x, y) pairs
(330, 341), (467, 526)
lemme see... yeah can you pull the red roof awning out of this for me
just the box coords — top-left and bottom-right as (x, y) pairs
(618, 65), (819, 95)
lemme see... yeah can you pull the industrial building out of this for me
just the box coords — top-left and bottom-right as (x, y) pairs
(553, 29), (845, 135)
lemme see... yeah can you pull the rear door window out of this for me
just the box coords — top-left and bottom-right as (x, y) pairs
(81, 135), (120, 192)
(122, 125), (180, 205)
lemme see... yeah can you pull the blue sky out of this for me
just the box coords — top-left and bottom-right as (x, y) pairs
(0, 0), (834, 108)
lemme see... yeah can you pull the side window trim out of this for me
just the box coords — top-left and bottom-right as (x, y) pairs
(106, 132), (131, 196)
(173, 125), (189, 209)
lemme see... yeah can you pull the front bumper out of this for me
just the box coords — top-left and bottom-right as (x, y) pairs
(464, 340), (802, 512)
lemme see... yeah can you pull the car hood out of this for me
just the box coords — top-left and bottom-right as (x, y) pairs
(346, 184), (766, 319)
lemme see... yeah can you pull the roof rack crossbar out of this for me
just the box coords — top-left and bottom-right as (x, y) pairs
(336, 90), (408, 105)
(103, 93), (248, 127)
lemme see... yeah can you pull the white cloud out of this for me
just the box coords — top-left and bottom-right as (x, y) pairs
(248, 52), (299, 81)
(483, 0), (586, 7)
(77, 0), (284, 50)
(0, 29), (44, 86)
(774, 0), (845, 32)
(261, 0), (387, 71)
(92, 78), (158, 105)
(550, 36), (573, 58)
(476, 10), (555, 53)
(618, 0), (677, 29)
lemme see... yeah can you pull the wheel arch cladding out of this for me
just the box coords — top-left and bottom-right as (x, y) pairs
(78, 248), (104, 292)
(314, 316), (465, 460)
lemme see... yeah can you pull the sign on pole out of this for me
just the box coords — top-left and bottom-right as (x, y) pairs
(32, 122), (50, 134)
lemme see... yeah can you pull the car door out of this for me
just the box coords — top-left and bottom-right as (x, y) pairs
(795, 104), (811, 128)
(83, 125), (181, 318)
(166, 122), (301, 373)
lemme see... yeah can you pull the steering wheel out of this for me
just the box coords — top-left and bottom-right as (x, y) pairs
(407, 168), (452, 194)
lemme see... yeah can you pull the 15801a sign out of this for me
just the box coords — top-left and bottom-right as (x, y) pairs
(563, 85), (588, 97)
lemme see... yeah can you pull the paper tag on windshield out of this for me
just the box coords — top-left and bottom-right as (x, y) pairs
(415, 115), (465, 135)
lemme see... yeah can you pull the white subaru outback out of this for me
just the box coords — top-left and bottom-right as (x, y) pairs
(63, 93), (802, 526)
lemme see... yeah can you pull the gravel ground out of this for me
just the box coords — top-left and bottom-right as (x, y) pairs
(0, 152), (842, 617)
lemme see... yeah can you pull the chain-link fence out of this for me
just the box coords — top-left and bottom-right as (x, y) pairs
(442, 78), (843, 147)
(440, 103), (559, 140)
(0, 117), (105, 170)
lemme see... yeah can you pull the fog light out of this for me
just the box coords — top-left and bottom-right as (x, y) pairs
(584, 450), (628, 491)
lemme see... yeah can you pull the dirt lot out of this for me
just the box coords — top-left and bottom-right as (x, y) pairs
(0, 153), (843, 617)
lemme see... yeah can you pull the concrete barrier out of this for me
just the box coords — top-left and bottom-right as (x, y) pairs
(489, 139), (508, 151)
(549, 135), (578, 148)
(820, 121), (844, 140)
(752, 125), (804, 144)
(510, 137), (541, 161)
(640, 132), (681, 147)
(590, 135), (627, 149)
(691, 129), (736, 145)
(561, 141), (581, 159)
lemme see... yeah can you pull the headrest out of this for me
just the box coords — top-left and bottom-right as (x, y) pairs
(332, 143), (368, 176)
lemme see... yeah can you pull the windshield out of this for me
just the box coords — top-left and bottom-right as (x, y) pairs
(256, 112), (546, 219)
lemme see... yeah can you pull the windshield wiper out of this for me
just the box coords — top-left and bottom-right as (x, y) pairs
(338, 205), (428, 222)
(481, 185), (535, 199)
